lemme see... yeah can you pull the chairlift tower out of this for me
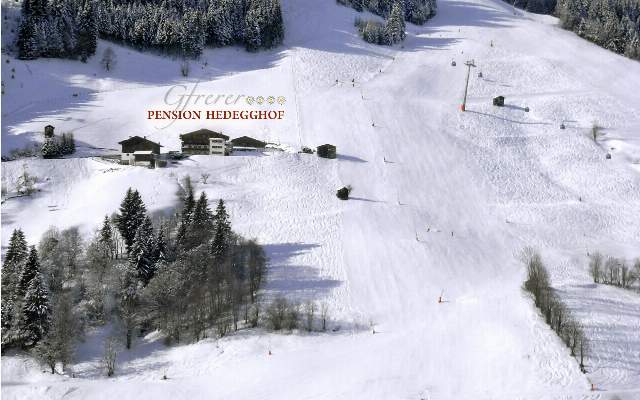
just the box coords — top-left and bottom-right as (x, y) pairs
(460, 59), (476, 112)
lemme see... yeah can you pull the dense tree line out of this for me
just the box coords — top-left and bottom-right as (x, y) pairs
(521, 249), (589, 372)
(557, 0), (640, 59)
(17, 0), (97, 60)
(502, 0), (557, 14)
(588, 252), (640, 290)
(355, 3), (406, 45)
(338, 0), (437, 25)
(1, 177), (269, 374)
(16, 0), (284, 60)
(503, 0), (640, 60)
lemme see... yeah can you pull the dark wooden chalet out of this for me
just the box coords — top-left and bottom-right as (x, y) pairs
(230, 136), (266, 149)
(118, 136), (162, 154)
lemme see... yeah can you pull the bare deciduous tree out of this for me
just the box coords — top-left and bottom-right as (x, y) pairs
(180, 60), (190, 77)
(100, 47), (117, 72)
(265, 297), (288, 331)
(103, 337), (118, 377)
(320, 302), (329, 331)
(588, 252), (603, 283)
(303, 301), (316, 332)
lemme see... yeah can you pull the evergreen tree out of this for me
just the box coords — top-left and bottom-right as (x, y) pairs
(385, 2), (406, 44)
(41, 138), (61, 158)
(1, 230), (29, 346)
(17, 16), (40, 60)
(129, 216), (155, 284)
(191, 192), (214, 239)
(98, 215), (114, 258)
(211, 199), (231, 261)
(117, 188), (147, 253)
(76, 0), (97, 61)
(21, 269), (51, 346)
(176, 179), (196, 247)
(3, 229), (29, 269)
(152, 224), (168, 265)
(18, 246), (41, 297)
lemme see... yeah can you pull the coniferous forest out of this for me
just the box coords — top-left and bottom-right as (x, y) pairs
(504, 0), (640, 60)
(16, 0), (284, 61)
(1, 177), (268, 369)
(338, 0), (437, 25)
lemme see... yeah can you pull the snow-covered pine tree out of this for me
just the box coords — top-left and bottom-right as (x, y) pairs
(41, 138), (61, 158)
(17, 16), (40, 59)
(76, 0), (98, 62)
(385, 2), (406, 44)
(3, 229), (29, 268)
(1, 230), (29, 344)
(190, 192), (214, 241)
(243, 6), (262, 52)
(117, 188), (148, 253)
(21, 268), (51, 346)
(98, 215), (114, 258)
(211, 199), (231, 261)
(152, 224), (168, 265)
(176, 179), (196, 247)
(180, 9), (205, 58)
(129, 216), (155, 284)
(18, 246), (41, 297)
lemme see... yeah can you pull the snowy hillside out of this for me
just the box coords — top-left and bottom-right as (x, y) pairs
(2, 0), (640, 399)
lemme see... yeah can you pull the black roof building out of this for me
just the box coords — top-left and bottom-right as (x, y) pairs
(230, 136), (266, 148)
(118, 136), (162, 154)
(180, 129), (230, 155)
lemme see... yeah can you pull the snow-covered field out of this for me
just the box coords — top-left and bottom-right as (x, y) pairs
(2, 0), (640, 399)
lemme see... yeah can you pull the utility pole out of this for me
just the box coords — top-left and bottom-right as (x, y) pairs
(460, 59), (476, 112)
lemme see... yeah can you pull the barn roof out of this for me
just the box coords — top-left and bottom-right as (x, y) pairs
(118, 136), (163, 146)
(230, 136), (266, 148)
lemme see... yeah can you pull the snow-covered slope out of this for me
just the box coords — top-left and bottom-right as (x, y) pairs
(2, 0), (640, 399)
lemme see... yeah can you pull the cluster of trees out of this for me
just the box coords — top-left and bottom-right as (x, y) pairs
(354, 3), (406, 45)
(339, 0), (437, 25)
(0, 177), (269, 375)
(588, 252), (640, 290)
(17, 0), (97, 60)
(522, 249), (588, 372)
(502, 0), (557, 14)
(556, 0), (640, 59)
(16, 0), (284, 60)
(264, 297), (330, 332)
(504, 0), (640, 60)
(41, 133), (76, 158)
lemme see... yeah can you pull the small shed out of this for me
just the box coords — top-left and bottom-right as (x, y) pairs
(493, 96), (505, 107)
(44, 125), (55, 138)
(317, 144), (336, 159)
